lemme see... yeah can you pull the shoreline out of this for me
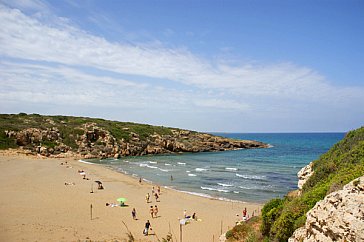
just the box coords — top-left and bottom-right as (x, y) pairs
(0, 150), (263, 241)
(91, 158), (257, 205)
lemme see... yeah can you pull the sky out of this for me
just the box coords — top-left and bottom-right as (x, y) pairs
(0, 0), (363, 132)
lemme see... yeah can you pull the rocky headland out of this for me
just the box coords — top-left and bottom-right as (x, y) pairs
(0, 114), (268, 158)
(289, 176), (364, 242)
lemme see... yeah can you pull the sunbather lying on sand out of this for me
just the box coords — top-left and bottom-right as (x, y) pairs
(106, 203), (119, 207)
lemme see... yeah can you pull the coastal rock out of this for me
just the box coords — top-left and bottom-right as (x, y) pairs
(3, 119), (268, 159)
(289, 176), (364, 242)
(297, 162), (314, 192)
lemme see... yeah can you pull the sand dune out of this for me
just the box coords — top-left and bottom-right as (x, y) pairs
(0, 150), (262, 241)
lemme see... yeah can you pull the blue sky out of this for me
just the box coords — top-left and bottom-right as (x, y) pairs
(0, 0), (363, 132)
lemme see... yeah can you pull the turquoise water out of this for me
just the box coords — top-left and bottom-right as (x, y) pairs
(89, 133), (345, 203)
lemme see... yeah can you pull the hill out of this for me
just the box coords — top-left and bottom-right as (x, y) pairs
(225, 125), (364, 241)
(0, 113), (268, 158)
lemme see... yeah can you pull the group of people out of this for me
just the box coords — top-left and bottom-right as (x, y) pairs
(145, 186), (161, 203)
(128, 207), (152, 236)
(126, 179), (163, 236)
(149, 205), (159, 218)
(183, 210), (197, 220)
(78, 169), (89, 180)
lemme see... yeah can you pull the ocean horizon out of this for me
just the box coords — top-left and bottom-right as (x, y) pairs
(88, 132), (345, 203)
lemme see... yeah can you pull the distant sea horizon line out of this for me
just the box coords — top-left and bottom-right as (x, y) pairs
(208, 131), (347, 134)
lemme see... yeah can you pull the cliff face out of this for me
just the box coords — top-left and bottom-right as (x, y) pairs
(260, 126), (364, 241)
(289, 176), (364, 242)
(1, 114), (268, 158)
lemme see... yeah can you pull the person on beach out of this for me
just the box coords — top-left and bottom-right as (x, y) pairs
(157, 186), (161, 195)
(78, 170), (87, 179)
(153, 205), (158, 218)
(183, 209), (187, 218)
(139, 177), (142, 184)
(106, 203), (119, 207)
(146, 193), (150, 203)
(192, 212), (197, 220)
(152, 186), (155, 194)
(150, 206), (154, 218)
(154, 192), (159, 202)
(143, 220), (152, 236)
(243, 207), (247, 218)
(132, 208), (137, 220)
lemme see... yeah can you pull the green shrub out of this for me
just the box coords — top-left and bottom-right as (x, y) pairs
(42, 140), (57, 148)
(225, 230), (233, 239)
(0, 132), (17, 149)
(261, 126), (364, 241)
(270, 211), (295, 241)
(261, 198), (283, 235)
(294, 215), (306, 229)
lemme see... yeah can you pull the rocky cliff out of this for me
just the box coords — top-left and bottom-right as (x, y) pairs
(0, 114), (268, 158)
(259, 126), (364, 241)
(289, 176), (364, 242)
(297, 162), (314, 195)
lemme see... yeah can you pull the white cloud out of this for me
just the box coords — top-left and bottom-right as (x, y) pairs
(0, 60), (250, 113)
(0, 3), (354, 101)
(0, 3), (363, 131)
(0, 0), (49, 13)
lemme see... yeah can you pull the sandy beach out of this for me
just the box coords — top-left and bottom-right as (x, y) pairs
(0, 150), (262, 242)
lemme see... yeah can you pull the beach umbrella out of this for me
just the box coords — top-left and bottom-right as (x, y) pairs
(94, 180), (102, 184)
(117, 197), (127, 203)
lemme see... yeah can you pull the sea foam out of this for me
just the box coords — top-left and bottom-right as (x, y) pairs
(195, 168), (207, 172)
(236, 173), (266, 180)
(217, 183), (234, 187)
(201, 186), (229, 193)
(78, 159), (94, 165)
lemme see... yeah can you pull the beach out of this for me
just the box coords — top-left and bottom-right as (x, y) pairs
(0, 150), (262, 242)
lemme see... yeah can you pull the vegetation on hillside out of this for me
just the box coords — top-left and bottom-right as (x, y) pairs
(0, 113), (174, 150)
(0, 113), (266, 158)
(226, 125), (364, 241)
(225, 217), (263, 242)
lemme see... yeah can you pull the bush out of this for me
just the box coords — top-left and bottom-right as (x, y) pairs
(261, 125), (364, 241)
(270, 211), (295, 241)
(261, 198), (283, 236)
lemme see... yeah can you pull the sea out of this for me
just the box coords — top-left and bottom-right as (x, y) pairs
(88, 133), (345, 203)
